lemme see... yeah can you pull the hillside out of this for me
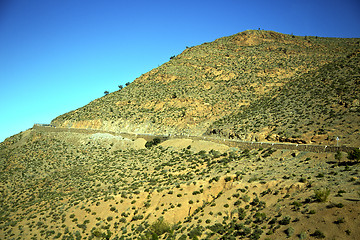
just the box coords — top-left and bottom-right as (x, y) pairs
(1, 127), (360, 240)
(208, 50), (360, 146)
(51, 30), (360, 146)
(1, 30), (360, 240)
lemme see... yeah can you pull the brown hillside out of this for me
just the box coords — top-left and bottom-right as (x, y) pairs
(51, 30), (360, 145)
(3, 30), (360, 239)
(1, 127), (360, 239)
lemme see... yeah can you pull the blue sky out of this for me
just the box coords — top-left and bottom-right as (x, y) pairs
(0, 0), (359, 142)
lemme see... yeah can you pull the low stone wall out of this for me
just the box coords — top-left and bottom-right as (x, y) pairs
(173, 135), (357, 153)
(33, 126), (357, 153)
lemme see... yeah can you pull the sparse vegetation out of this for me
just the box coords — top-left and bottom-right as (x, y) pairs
(1, 30), (360, 240)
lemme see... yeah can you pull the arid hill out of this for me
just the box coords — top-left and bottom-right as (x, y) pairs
(51, 30), (360, 146)
(1, 30), (360, 240)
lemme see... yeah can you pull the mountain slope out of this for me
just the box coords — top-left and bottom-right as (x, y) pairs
(1, 30), (360, 240)
(51, 30), (360, 145)
(207, 50), (360, 146)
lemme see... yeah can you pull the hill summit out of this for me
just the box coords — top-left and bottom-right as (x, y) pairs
(52, 30), (360, 146)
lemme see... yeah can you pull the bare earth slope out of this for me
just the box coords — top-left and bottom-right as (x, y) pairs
(51, 30), (360, 147)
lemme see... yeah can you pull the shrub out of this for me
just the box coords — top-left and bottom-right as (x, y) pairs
(224, 176), (232, 182)
(234, 200), (242, 206)
(298, 231), (307, 240)
(207, 223), (225, 235)
(334, 217), (344, 224)
(250, 227), (263, 240)
(335, 151), (342, 161)
(314, 189), (330, 202)
(285, 227), (294, 238)
(149, 218), (171, 236)
(237, 208), (246, 220)
(253, 212), (266, 223)
(131, 215), (144, 221)
(91, 228), (103, 238)
(145, 138), (161, 148)
(241, 195), (250, 202)
(279, 216), (291, 225)
(316, 173), (324, 178)
(348, 149), (360, 161)
(310, 230), (325, 238)
(188, 226), (203, 239)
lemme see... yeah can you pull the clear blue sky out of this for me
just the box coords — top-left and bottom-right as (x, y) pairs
(1, 0), (359, 142)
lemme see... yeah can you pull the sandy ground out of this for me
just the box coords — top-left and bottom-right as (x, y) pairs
(160, 138), (230, 153)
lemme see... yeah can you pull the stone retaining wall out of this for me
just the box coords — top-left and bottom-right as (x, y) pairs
(33, 126), (357, 153)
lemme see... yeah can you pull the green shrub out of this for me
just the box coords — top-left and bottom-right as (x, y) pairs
(284, 227), (294, 238)
(314, 189), (330, 202)
(335, 151), (342, 161)
(250, 226), (263, 240)
(253, 212), (266, 223)
(131, 215), (144, 221)
(207, 223), (225, 235)
(298, 231), (307, 240)
(145, 138), (161, 148)
(234, 200), (242, 206)
(149, 218), (171, 236)
(310, 230), (325, 238)
(237, 208), (246, 220)
(279, 216), (291, 225)
(188, 226), (203, 239)
(224, 176), (232, 182)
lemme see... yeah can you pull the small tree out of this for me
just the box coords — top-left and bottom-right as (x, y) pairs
(118, 85), (123, 90)
(335, 151), (342, 161)
(104, 91), (109, 95)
